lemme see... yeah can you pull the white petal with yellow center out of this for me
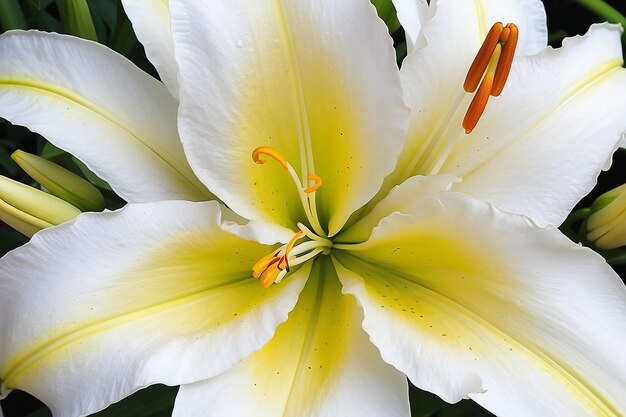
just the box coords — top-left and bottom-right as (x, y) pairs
(172, 258), (410, 417)
(170, 0), (408, 234)
(388, 0), (546, 194)
(448, 24), (626, 227)
(0, 31), (209, 203)
(334, 193), (626, 417)
(121, 0), (179, 99)
(0, 201), (305, 417)
(394, 8), (626, 227)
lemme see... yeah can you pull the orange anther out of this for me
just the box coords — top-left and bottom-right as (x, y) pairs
(491, 23), (518, 97)
(252, 250), (280, 278)
(463, 44), (501, 134)
(260, 267), (281, 288)
(252, 146), (288, 170)
(499, 27), (511, 43)
(464, 22), (503, 93)
(304, 174), (323, 193)
(252, 229), (304, 285)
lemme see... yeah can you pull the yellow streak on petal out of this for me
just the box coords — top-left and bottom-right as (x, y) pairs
(337, 221), (621, 417)
(0, 78), (207, 198)
(0, 228), (275, 390)
(248, 259), (353, 412)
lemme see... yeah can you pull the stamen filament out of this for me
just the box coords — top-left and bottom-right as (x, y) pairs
(288, 164), (325, 236)
(297, 222), (331, 244)
(281, 230), (305, 271)
(252, 146), (326, 237)
(287, 248), (325, 268)
(289, 240), (327, 257)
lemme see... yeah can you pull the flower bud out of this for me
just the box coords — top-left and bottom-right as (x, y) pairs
(0, 175), (81, 237)
(12, 150), (105, 212)
(586, 183), (626, 250)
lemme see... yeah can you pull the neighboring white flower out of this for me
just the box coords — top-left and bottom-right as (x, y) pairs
(587, 183), (626, 249)
(0, 1), (626, 417)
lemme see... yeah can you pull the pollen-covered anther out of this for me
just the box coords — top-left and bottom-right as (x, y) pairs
(462, 22), (518, 134)
(253, 230), (305, 288)
(252, 146), (288, 170)
(304, 174), (322, 193)
(252, 250), (280, 279)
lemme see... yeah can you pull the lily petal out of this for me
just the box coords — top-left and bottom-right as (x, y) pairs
(0, 201), (305, 417)
(121, 0), (179, 99)
(338, 174), (457, 243)
(448, 24), (626, 226)
(385, 0), (546, 191)
(0, 30), (209, 203)
(334, 193), (626, 416)
(391, 0), (431, 51)
(172, 258), (409, 417)
(171, 0), (408, 234)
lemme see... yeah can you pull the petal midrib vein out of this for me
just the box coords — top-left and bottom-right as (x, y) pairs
(270, 0), (315, 182)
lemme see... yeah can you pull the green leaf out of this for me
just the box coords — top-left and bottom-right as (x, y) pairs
(601, 248), (626, 266)
(0, 145), (18, 176)
(109, 2), (138, 57)
(0, 0), (27, 30)
(436, 400), (495, 417)
(56, 0), (98, 41)
(371, 0), (401, 34)
(95, 385), (178, 417)
(27, 0), (42, 9)
(39, 142), (67, 160)
(0, 227), (28, 256)
(23, 385), (179, 417)
(409, 384), (448, 416)
(71, 156), (113, 191)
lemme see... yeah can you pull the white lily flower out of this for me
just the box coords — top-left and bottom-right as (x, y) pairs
(1, 1), (626, 417)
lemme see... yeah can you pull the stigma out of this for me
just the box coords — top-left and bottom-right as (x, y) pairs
(462, 22), (518, 134)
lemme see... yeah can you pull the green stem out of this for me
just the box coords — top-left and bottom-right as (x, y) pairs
(0, 0), (27, 30)
(577, 0), (626, 31)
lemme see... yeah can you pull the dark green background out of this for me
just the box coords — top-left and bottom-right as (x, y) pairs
(1, 0), (625, 416)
